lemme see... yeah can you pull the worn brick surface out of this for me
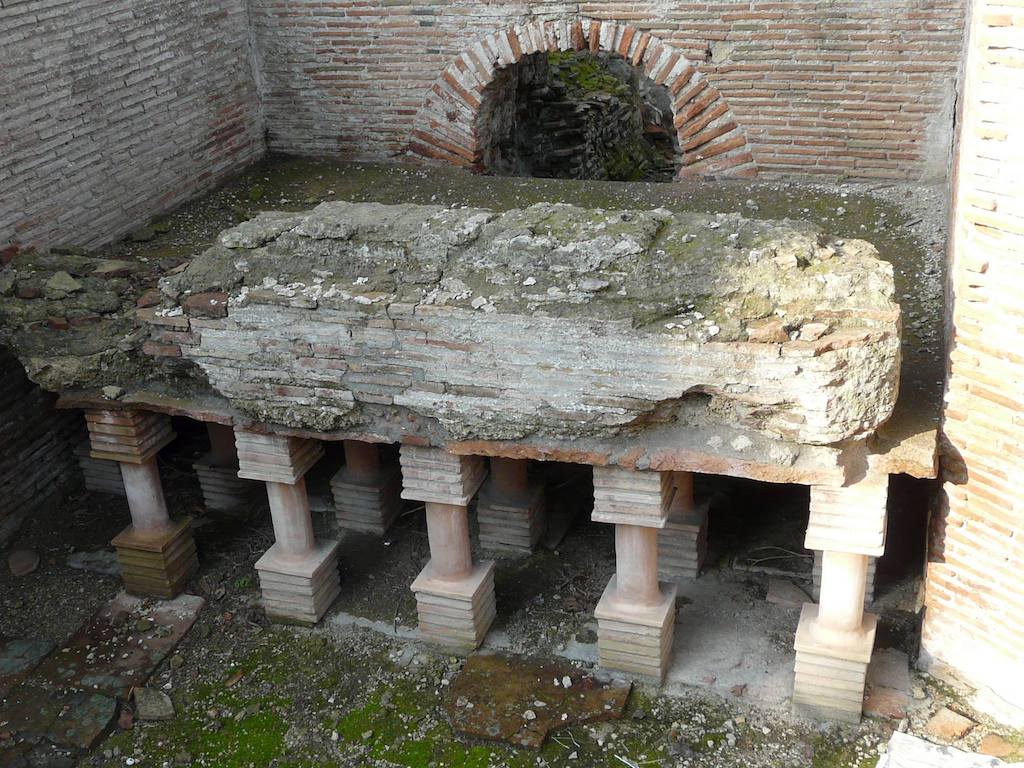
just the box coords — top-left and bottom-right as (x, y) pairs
(0, 349), (81, 544)
(248, 0), (965, 181)
(924, 0), (1024, 720)
(0, 0), (264, 250)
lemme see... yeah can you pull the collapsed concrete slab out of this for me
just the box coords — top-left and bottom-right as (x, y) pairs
(143, 202), (900, 481)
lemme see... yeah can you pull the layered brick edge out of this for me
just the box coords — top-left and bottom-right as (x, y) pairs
(408, 17), (757, 180)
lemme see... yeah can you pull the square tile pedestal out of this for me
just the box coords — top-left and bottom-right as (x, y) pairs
(476, 481), (545, 553)
(330, 464), (403, 535)
(111, 518), (198, 599)
(254, 541), (342, 626)
(793, 604), (877, 723)
(193, 453), (260, 512)
(658, 503), (708, 581)
(411, 561), (496, 653)
(595, 576), (678, 682)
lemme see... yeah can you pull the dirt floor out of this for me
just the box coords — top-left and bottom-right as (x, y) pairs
(2, 430), (1022, 767)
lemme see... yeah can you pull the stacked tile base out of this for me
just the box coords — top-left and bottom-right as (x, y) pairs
(75, 440), (126, 496)
(658, 505), (708, 581)
(111, 518), (198, 599)
(812, 552), (877, 605)
(595, 577), (678, 682)
(330, 465), (403, 535)
(792, 604), (877, 723)
(193, 453), (260, 511)
(255, 541), (341, 625)
(411, 561), (496, 652)
(475, 481), (545, 553)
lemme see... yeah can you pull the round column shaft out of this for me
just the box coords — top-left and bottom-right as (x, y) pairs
(615, 524), (661, 607)
(207, 423), (238, 468)
(425, 502), (473, 580)
(490, 457), (529, 500)
(344, 440), (380, 485)
(120, 458), (171, 532)
(266, 479), (316, 557)
(817, 550), (868, 632)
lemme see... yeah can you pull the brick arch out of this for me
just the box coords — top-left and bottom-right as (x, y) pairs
(409, 18), (757, 180)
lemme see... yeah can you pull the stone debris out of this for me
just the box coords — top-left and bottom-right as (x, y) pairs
(132, 687), (175, 721)
(66, 549), (122, 576)
(446, 653), (630, 749)
(7, 549), (39, 577)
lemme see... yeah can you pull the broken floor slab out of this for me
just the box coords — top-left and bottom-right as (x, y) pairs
(0, 638), (53, 698)
(29, 592), (203, 698)
(446, 652), (630, 748)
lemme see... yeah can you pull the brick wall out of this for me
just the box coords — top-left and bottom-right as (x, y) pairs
(0, 348), (82, 545)
(923, 0), (1024, 724)
(0, 0), (264, 251)
(248, 0), (966, 181)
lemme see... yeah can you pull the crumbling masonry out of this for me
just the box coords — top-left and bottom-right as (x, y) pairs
(1, 200), (910, 722)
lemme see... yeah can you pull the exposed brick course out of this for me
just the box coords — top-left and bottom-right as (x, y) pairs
(0, 0), (264, 250)
(248, 0), (965, 181)
(0, 348), (81, 544)
(924, 0), (1024, 722)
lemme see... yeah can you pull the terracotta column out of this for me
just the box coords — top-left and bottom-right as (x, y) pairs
(476, 456), (546, 553)
(120, 459), (172, 532)
(402, 445), (494, 652)
(237, 430), (340, 625)
(592, 466), (677, 681)
(193, 422), (257, 512)
(614, 524), (661, 607)
(330, 440), (402, 535)
(658, 470), (708, 582)
(424, 502), (473, 580)
(793, 470), (889, 722)
(86, 409), (198, 599)
(266, 480), (317, 557)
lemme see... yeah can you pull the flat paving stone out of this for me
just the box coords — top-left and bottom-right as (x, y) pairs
(446, 652), (630, 749)
(0, 639), (54, 697)
(30, 592), (204, 698)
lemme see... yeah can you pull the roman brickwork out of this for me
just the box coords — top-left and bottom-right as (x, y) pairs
(248, 0), (965, 181)
(0, 0), (264, 251)
(0, 348), (81, 544)
(923, 0), (1024, 724)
